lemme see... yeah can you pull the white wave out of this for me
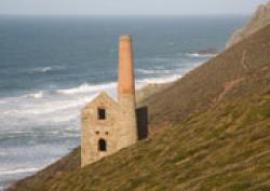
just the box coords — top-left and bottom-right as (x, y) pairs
(136, 74), (181, 85)
(26, 91), (44, 99)
(32, 66), (52, 73)
(0, 92), (101, 129)
(0, 167), (39, 176)
(30, 65), (66, 74)
(186, 53), (217, 58)
(41, 66), (52, 72)
(57, 82), (116, 95)
(2, 97), (92, 116)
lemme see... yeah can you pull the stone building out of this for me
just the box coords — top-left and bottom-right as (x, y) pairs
(81, 35), (148, 168)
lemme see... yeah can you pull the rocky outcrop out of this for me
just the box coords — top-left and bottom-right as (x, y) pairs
(226, 2), (270, 48)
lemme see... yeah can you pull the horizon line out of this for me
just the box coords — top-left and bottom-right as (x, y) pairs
(0, 13), (250, 17)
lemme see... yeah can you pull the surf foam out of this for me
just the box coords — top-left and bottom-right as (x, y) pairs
(0, 167), (40, 176)
(186, 52), (217, 58)
(57, 82), (116, 95)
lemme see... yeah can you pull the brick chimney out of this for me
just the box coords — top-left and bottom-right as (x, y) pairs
(118, 34), (135, 97)
(117, 34), (137, 144)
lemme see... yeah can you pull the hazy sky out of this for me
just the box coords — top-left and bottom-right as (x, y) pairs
(0, 0), (269, 15)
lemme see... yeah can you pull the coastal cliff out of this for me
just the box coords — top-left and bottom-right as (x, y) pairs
(226, 2), (270, 48)
(6, 16), (270, 191)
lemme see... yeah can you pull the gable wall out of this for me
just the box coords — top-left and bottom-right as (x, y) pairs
(81, 95), (121, 167)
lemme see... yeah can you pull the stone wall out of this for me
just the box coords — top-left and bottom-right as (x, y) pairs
(81, 92), (138, 167)
(81, 92), (121, 167)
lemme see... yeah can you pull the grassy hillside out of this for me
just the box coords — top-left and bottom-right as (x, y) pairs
(29, 90), (270, 191)
(7, 24), (270, 191)
(143, 23), (270, 131)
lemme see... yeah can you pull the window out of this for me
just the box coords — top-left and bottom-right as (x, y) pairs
(98, 139), (107, 151)
(97, 108), (106, 120)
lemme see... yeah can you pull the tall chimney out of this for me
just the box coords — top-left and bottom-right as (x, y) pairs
(117, 34), (137, 145)
(118, 35), (135, 97)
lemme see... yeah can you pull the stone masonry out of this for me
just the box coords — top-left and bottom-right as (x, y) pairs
(81, 35), (141, 168)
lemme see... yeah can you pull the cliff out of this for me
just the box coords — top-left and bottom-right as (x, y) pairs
(226, 2), (270, 48)
(7, 21), (270, 191)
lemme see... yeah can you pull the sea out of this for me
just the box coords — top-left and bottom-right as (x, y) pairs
(0, 15), (247, 189)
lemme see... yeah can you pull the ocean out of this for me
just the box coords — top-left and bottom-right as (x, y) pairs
(0, 15), (247, 189)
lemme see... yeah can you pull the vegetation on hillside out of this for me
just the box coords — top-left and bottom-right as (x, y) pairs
(143, 23), (270, 131)
(6, 23), (270, 191)
(47, 92), (270, 191)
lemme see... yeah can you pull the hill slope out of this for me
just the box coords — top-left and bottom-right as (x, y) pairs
(143, 22), (270, 131)
(7, 24), (270, 191)
(226, 2), (270, 48)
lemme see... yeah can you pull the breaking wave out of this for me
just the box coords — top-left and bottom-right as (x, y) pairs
(32, 66), (52, 73)
(0, 167), (40, 176)
(25, 91), (44, 99)
(57, 82), (117, 95)
(30, 65), (65, 74)
(186, 52), (217, 58)
(137, 74), (181, 85)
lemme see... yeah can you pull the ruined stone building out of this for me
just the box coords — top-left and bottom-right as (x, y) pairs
(81, 35), (148, 168)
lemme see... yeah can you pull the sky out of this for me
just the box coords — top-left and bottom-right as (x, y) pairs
(0, 0), (269, 15)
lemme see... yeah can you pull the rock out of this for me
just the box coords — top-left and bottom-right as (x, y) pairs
(226, 2), (270, 48)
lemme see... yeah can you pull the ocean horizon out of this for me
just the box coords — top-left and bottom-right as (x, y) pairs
(0, 15), (247, 189)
